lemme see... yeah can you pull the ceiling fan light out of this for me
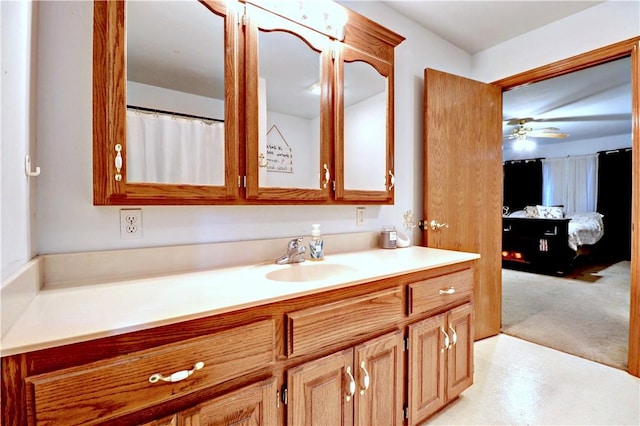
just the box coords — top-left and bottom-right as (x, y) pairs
(513, 137), (536, 152)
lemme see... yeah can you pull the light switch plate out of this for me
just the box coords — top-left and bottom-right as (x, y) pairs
(356, 207), (366, 226)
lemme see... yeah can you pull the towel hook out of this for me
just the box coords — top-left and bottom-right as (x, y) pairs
(25, 155), (41, 177)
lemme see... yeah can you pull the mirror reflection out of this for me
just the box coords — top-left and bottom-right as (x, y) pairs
(257, 29), (322, 189)
(343, 60), (388, 191)
(125, 1), (226, 185)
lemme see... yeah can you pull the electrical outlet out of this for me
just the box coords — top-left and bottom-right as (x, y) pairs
(356, 207), (366, 226)
(120, 209), (142, 239)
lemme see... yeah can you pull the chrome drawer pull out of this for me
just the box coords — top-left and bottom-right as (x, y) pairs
(440, 327), (450, 352)
(149, 361), (204, 384)
(359, 361), (370, 395)
(448, 324), (458, 347)
(345, 366), (356, 401)
(439, 286), (456, 295)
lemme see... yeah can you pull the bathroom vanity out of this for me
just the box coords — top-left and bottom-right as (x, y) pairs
(1, 246), (478, 425)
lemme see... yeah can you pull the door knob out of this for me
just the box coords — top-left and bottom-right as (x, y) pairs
(429, 220), (449, 231)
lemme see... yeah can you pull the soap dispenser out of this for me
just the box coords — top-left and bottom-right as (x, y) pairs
(309, 224), (324, 261)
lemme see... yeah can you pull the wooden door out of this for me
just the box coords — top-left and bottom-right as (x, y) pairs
(446, 303), (474, 400)
(287, 349), (354, 426)
(407, 314), (446, 425)
(354, 331), (404, 426)
(423, 68), (503, 340)
(179, 377), (278, 426)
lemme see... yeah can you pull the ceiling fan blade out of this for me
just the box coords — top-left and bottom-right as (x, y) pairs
(528, 132), (569, 138)
(511, 113), (631, 123)
(504, 117), (534, 126)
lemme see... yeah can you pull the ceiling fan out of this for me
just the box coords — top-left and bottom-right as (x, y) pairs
(504, 118), (569, 140)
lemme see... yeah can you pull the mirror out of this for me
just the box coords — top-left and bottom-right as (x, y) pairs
(257, 29), (323, 189)
(125, 1), (226, 186)
(93, 0), (239, 204)
(342, 60), (388, 191)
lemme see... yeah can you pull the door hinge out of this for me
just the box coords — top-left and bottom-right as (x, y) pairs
(281, 384), (288, 405)
(239, 175), (246, 188)
(403, 403), (409, 420)
(403, 335), (409, 352)
(332, 180), (336, 192)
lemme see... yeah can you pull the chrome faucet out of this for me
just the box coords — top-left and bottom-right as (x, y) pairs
(276, 237), (306, 264)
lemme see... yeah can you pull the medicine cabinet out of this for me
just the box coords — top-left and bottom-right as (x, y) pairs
(93, 0), (404, 205)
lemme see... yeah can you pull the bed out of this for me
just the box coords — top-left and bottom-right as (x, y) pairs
(502, 206), (604, 275)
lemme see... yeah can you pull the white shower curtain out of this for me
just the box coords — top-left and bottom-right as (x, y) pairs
(542, 154), (598, 213)
(126, 110), (225, 185)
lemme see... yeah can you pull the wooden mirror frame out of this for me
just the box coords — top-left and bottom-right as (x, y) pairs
(334, 15), (404, 203)
(243, 4), (333, 202)
(334, 44), (393, 202)
(93, 0), (240, 205)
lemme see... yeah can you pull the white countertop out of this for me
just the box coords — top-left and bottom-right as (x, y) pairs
(0, 246), (479, 357)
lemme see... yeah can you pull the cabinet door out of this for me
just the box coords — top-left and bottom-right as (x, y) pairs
(179, 377), (278, 426)
(354, 331), (404, 426)
(334, 44), (394, 203)
(446, 303), (474, 400)
(93, 0), (241, 205)
(244, 4), (333, 202)
(407, 314), (447, 425)
(287, 348), (354, 426)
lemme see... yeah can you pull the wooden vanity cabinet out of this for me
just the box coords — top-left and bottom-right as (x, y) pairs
(287, 331), (404, 426)
(173, 377), (278, 426)
(407, 303), (474, 424)
(21, 319), (276, 425)
(405, 270), (475, 425)
(2, 260), (477, 425)
(284, 289), (405, 425)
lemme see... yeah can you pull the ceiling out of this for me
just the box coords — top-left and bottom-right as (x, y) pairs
(377, 0), (632, 149)
(127, 1), (633, 149)
(379, 1), (604, 54)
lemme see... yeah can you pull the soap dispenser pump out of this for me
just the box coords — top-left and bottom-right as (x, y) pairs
(309, 224), (324, 261)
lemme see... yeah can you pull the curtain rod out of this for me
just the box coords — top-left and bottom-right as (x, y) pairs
(503, 158), (543, 165)
(599, 148), (632, 154)
(127, 105), (224, 123)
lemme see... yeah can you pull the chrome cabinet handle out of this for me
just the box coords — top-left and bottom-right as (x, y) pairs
(149, 361), (204, 384)
(440, 327), (450, 353)
(323, 163), (330, 189)
(439, 286), (456, 295)
(448, 324), (458, 347)
(429, 220), (449, 231)
(359, 361), (370, 395)
(344, 366), (356, 401)
(388, 170), (395, 190)
(114, 144), (123, 182)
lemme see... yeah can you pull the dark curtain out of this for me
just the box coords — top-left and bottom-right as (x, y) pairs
(503, 159), (543, 213)
(597, 149), (632, 261)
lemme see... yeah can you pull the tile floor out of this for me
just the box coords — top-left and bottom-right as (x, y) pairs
(425, 334), (640, 425)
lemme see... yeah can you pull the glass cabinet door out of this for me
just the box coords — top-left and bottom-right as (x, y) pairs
(334, 44), (394, 203)
(93, 0), (240, 205)
(244, 4), (333, 201)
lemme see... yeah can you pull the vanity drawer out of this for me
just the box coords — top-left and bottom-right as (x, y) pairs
(408, 269), (473, 316)
(25, 319), (275, 426)
(287, 288), (403, 358)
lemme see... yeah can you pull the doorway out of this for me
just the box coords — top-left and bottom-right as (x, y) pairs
(493, 37), (640, 377)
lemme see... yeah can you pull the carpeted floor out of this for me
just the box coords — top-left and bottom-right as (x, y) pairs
(501, 261), (631, 370)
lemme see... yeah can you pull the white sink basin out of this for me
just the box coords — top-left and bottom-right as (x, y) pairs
(266, 262), (357, 282)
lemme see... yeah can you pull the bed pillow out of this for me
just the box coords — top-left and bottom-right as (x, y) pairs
(509, 210), (527, 217)
(524, 206), (538, 217)
(536, 205), (563, 219)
